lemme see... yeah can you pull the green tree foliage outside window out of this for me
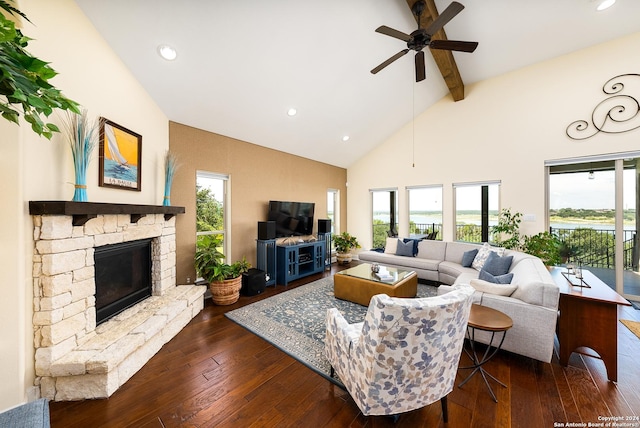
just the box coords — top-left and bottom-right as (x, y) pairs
(0, 1), (80, 139)
(196, 186), (223, 233)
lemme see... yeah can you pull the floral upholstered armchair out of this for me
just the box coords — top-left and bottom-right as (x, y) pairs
(325, 283), (474, 420)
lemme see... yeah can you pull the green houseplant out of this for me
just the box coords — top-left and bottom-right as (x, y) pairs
(522, 231), (561, 267)
(332, 232), (360, 265)
(0, 2), (80, 139)
(491, 208), (523, 249)
(194, 234), (251, 305)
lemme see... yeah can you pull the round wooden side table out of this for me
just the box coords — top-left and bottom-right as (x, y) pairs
(458, 303), (513, 403)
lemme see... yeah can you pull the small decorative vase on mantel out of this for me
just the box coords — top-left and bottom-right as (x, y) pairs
(163, 151), (179, 206)
(62, 110), (100, 202)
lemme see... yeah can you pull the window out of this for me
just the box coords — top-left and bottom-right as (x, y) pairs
(327, 189), (339, 234)
(371, 188), (398, 249)
(407, 185), (442, 240)
(196, 171), (229, 261)
(454, 182), (500, 243)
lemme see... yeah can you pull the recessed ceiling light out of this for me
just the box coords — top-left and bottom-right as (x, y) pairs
(287, 108), (297, 116)
(157, 45), (177, 61)
(342, 135), (350, 142)
(596, 0), (615, 11)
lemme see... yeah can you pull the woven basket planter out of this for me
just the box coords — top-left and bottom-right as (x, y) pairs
(209, 276), (242, 305)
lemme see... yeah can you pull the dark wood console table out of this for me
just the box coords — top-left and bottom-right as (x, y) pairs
(550, 267), (631, 382)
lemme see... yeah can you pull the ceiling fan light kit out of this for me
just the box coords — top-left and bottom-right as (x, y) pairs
(371, 1), (478, 82)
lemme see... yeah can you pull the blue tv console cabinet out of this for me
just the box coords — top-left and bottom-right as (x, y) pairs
(275, 240), (326, 285)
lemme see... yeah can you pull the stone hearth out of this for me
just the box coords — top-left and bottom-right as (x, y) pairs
(29, 202), (206, 401)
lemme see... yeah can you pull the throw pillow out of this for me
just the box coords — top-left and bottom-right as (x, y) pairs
(461, 249), (479, 267)
(470, 278), (518, 296)
(479, 269), (514, 284)
(471, 243), (505, 271)
(384, 237), (398, 254)
(482, 251), (513, 276)
(403, 238), (420, 256)
(395, 239), (415, 257)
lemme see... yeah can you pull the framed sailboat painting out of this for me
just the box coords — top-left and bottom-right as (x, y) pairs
(98, 118), (142, 191)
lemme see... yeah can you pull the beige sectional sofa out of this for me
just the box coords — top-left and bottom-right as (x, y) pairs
(357, 238), (560, 363)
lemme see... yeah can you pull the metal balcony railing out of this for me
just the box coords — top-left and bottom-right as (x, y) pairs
(551, 227), (638, 270)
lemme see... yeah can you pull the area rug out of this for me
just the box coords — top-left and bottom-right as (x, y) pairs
(620, 319), (640, 340)
(225, 277), (438, 385)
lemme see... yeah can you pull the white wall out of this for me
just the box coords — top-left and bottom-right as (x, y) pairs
(348, 32), (640, 250)
(0, 0), (168, 410)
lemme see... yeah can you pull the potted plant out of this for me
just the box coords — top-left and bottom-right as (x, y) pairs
(194, 234), (251, 305)
(491, 208), (523, 249)
(522, 231), (561, 267)
(332, 232), (361, 265)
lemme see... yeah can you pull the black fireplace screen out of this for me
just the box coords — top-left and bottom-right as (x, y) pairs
(94, 239), (152, 325)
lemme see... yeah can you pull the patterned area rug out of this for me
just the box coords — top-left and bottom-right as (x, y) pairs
(225, 277), (438, 384)
(620, 319), (640, 341)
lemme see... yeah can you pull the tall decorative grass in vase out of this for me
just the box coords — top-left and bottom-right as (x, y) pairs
(61, 110), (101, 202)
(163, 151), (179, 206)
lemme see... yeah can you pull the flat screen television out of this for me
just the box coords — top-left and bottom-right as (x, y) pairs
(268, 201), (315, 237)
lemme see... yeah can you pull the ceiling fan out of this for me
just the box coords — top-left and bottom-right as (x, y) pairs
(371, 0), (478, 82)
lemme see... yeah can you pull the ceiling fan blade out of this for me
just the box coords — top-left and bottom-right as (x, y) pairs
(371, 49), (410, 74)
(415, 51), (426, 82)
(375, 25), (411, 42)
(430, 39), (478, 53)
(423, 1), (464, 35)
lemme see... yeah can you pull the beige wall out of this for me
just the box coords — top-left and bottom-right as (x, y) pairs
(169, 122), (347, 284)
(0, 0), (168, 410)
(348, 32), (640, 250)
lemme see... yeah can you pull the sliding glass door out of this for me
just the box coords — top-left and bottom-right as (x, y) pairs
(547, 153), (640, 302)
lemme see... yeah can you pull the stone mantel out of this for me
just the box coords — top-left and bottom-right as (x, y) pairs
(29, 201), (185, 226)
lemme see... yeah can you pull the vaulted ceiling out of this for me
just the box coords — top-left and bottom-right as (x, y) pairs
(74, 0), (640, 168)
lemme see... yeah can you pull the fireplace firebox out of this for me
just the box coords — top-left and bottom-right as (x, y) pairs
(94, 239), (152, 325)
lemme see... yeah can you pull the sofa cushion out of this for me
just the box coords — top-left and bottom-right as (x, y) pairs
(384, 237), (398, 254)
(461, 249), (478, 267)
(479, 269), (514, 284)
(417, 240), (447, 260)
(395, 239), (415, 257)
(482, 251), (513, 276)
(472, 243), (505, 271)
(439, 261), (478, 280)
(444, 242), (482, 264)
(470, 278), (518, 296)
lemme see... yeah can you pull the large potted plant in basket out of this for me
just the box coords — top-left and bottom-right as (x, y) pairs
(194, 235), (251, 305)
(333, 232), (361, 265)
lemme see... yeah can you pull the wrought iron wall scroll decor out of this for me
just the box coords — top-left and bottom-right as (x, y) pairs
(566, 73), (640, 140)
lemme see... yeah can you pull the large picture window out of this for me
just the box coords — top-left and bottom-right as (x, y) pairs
(407, 185), (442, 240)
(454, 181), (500, 243)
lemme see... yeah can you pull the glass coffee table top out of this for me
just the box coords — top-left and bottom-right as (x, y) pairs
(336, 263), (414, 285)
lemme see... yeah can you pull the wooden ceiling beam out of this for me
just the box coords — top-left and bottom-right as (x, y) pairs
(405, 0), (465, 101)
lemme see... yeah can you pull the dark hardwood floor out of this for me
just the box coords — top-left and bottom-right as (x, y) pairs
(50, 263), (640, 427)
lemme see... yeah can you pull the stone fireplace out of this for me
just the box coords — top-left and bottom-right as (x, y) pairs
(29, 201), (206, 401)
